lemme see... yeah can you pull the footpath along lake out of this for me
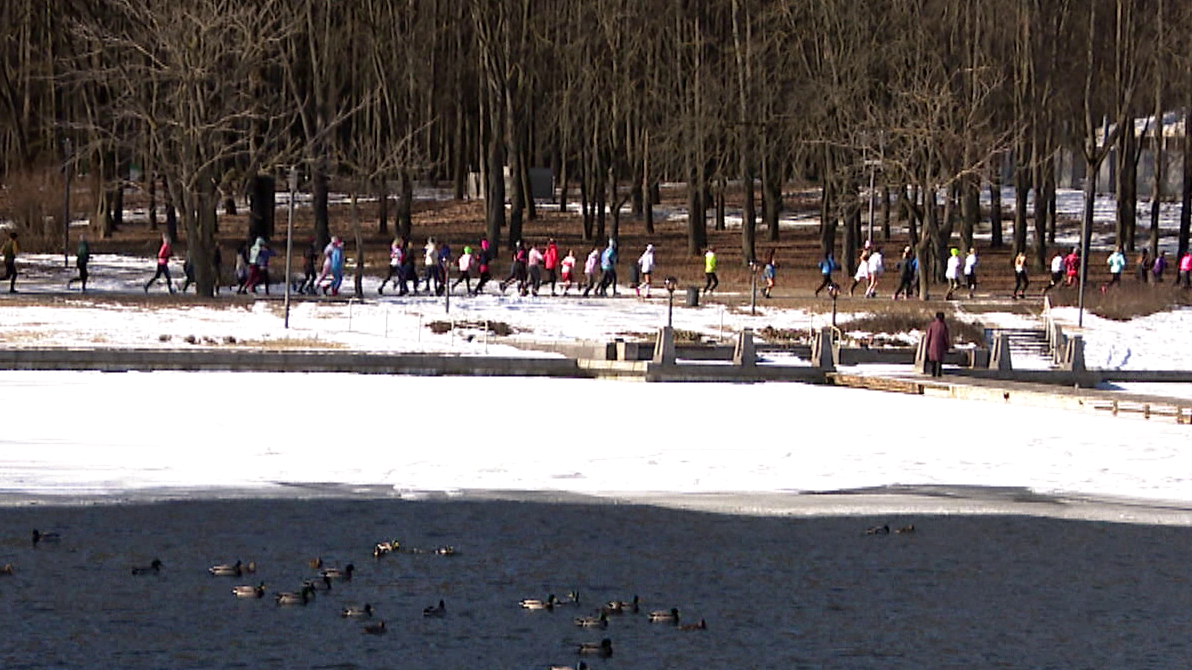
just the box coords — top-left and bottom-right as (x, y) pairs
(2, 496), (1190, 668)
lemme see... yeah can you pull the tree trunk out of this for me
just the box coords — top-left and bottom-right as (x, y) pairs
(397, 170), (413, 241)
(989, 154), (1003, 248)
(312, 161), (330, 251)
(1116, 122), (1138, 250)
(377, 180), (389, 235)
(248, 174), (275, 242)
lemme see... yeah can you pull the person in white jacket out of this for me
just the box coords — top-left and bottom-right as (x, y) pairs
(637, 244), (656, 297)
(963, 247), (978, 299)
(944, 248), (962, 300)
(865, 247), (884, 298)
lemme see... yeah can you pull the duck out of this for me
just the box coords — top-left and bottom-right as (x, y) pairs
(574, 612), (608, 628)
(557, 590), (581, 606)
(363, 620), (387, 635)
(321, 563), (354, 581)
(550, 664), (588, 670)
(602, 595), (639, 616)
(131, 558), (163, 575)
(275, 584), (315, 606)
(303, 575), (333, 592)
(31, 529), (61, 548)
(680, 618), (708, 631)
(342, 603), (374, 618)
(866, 524), (891, 535)
(242, 560), (257, 574)
(373, 541), (399, 558)
(208, 560), (243, 577)
(648, 607), (680, 624)
(232, 582), (267, 599)
(308, 557), (324, 569)
(895, 524), (916, 534)
(576, 638), (613, 658)
(0, 564), (14, 576)
(520, 594), (558, 610)
(423, 599), (446, 617)
(433, 545), (456, 556)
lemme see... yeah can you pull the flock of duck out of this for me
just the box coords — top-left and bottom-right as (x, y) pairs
(519, 590), (708, 666)
(14, 529), (710, 664)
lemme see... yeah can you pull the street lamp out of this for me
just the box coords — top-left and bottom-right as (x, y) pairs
(664, 276), (678, 328)
(284, 166), (297, 329)
(63, 138), (72, 268)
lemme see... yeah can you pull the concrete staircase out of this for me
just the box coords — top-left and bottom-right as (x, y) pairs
(987, 328), (1054, 368)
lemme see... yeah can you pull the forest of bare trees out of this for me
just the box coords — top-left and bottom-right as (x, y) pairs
(3, 0), (1192, 296)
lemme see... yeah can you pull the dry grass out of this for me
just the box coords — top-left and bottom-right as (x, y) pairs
(844, 312), (987, 346)
(1045, 283), (1192, 321)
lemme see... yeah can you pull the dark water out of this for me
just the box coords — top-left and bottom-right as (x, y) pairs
(2, 497), (1191, 669)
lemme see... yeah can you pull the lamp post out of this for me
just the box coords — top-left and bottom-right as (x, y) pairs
(284, 166), (297, 329)
(749, 259), (759, 315)
(63, 138), (72, 268)
(664, 276), (677, 328)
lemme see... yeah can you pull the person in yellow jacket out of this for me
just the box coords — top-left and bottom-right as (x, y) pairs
(1, 230), (19, 293)
(703, 247), (719, 294)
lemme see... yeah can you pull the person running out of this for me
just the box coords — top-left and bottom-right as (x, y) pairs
(637, 244), (656, 297)
(323, 236), (345, 296)
(422, 237), (438, 294)
(761, 249), (777, 298)
(472, 239), (492, 295)
(378, 236), (404, 295)
(0, 230), (18, 293)
(814, 252), (839, 297)
(1136, 248), (1151, 283)
(527, 242), (544, 295)
(702, 246), (718, 295)
(1102, 246), (1126, 292)
(963, 247), (978, 299)
(560, 249), (577, 295)
(244, 237), (273, 294)
(597, 239), (618, 296)
(893, 247), (916, 300)
(452, 245), (474, 294)
(500, 240), (528, 295)
(1042, 250), (1064, 293)
(180, 255), (196, 293)
(543, 238), (560, 296)
(1012, 251), (1030, 299)
(849, 249), (870, 296)
(944, 248), (962, 300)
(144, 233), (175, 294)
(297, 238), (318, 294)
(1152, 250), (1168, 283)
(234, 242), (250, 294)
(436, 240), (452, 295)
(1064, 247), (1082, 286)
(865, 246), (884, 298)
(581, 246), (600, 297)
(401, 239), (416, 294)
(1179, 250), (1192, 289)
(67, 236), (90, 292)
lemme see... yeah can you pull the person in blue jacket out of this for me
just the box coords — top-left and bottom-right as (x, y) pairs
(814, 252), (839, 297)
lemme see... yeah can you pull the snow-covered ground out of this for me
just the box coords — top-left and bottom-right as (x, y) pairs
(0, 249), (1190, 522)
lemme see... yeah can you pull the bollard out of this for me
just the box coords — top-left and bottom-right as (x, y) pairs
(653, 326), (676, 365)
(989, 332), (1013, 371)
(685, 286), (700, 307)
(733, 328), (756, 367)
(812, 327), (836, 372)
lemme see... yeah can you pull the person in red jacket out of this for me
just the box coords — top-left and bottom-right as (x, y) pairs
(923, 311), (950, 377)
(1063, 247), (1081, 287)
(543, 238), (560, 296)
(144, 233), (175, 294)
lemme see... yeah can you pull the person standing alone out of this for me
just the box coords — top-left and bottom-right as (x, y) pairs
(68, 236), (90, 292)
(923, 311), (950, 377)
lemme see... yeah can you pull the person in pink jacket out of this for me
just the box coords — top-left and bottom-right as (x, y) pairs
(543, 238), (560, 295)
(1178, 251), (1192, 289)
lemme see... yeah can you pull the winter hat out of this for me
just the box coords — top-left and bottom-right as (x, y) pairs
(950, 248), (959, 256)
(464, 246), (472, 255)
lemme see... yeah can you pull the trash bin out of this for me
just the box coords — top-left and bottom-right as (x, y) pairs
(685, 286), (700, 307)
